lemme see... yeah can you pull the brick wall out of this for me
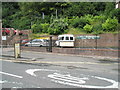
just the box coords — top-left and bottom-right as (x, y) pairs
(52, 48), (119, 58)
(2, 35), (29, 46)
(74, 33), (119, 48)
(21, 47), (119, 58)
(21, 33), (120, 58)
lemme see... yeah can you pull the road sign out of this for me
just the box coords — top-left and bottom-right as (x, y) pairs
(2, 36), (7, 40)
(76, 36), (100, 39)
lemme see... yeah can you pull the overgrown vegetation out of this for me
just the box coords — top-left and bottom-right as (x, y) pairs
(2, 2), (120, 35)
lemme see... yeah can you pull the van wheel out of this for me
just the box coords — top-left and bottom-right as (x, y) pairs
(39, 45), (42, 47)
(25, 45), (28, 47)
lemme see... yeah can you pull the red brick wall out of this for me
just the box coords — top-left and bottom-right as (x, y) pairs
(52, 48), (119, 58)
(74, 33), (119, 48)
(21, 47), (119, 58)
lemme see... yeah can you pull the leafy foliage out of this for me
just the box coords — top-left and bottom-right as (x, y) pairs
(32, 23), (50, 33)
(83, 24), (93, 33)
(92, 24), (103, 34)
(109, 9), (120, 23)
(70, 17), (89, 29)
(102, 18), (118, 31)
(2, 2), (120, 35)
(48, 18), (68, 35)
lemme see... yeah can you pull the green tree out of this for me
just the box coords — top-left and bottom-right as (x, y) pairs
(92, 24), (103, 34)
(48, 18), (68, 35)
(104, 2), (115, 16)
(71, 17), (89, 28)
(31, 24), (42, 33)
(102, 18), (118, 31)
(64, 2), (96, 17)
(110, 9), (120, 23)
(83, 24), (93, 33)
(2, 2), (19, 28)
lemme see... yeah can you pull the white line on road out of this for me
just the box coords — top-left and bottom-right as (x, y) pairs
(0, 80), (7, 84)
(0, 71), (23, 78)
(26, 69), (58, 77)
(48, 73), (118, 88)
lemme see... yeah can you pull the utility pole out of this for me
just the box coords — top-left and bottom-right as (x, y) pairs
(56, 9), (58, 19)
(42, 12), (45, 19)
(42, 12), (45, 23)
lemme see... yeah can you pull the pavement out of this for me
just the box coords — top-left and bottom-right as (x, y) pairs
(0, 47), (119, 62)
(0, 48), (119, 70)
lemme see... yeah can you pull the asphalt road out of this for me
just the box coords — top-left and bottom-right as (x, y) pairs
(0, 47), (119, 89)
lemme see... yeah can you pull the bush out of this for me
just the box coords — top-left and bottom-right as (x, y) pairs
(93, 15), (107, 23)
(71, 17), (89, 28)
(102, 18), (118, 31)
(41, 23), (50, 33)
(82, 15), (94, 22)
(31, 24), (42, 33)
(92, 24), (103, 34)
(110, 9), (120, 23)
(32, 23), (50, 33)
(48, 18), (68, 35)
(83, 24), (93, 33)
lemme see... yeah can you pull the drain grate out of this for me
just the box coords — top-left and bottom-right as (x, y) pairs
(98, 59), (119, 63)
(67, 66), (88, 69)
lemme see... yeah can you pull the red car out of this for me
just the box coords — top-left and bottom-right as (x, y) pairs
(21, 39), (30, 46)
(2, 28), (23, 35)
(2, 28), (10, 35)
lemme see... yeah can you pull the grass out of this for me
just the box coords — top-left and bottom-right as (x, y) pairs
(65, 28), (86, 35)
(29, 33), (50, 39)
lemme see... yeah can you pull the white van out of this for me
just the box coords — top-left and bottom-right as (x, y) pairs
(55, 34), (75, 47)
(25, 39), (49, 47)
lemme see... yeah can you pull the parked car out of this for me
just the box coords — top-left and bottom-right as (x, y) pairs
(2, 28), (10, 35)
(21, 39), (30, 46)
(2, 28), (23, 35)
(24, 39), (49, 47)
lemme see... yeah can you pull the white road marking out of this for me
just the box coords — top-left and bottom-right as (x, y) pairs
(0, 71), (23, 78)
(0, 80), (8, 84)
(48, 73), (118, 88)
(12, 87), (22, 88)
(26, 69), (58, 77)
(48, 73), (88, 84)
(92, 76), (118, 88)
(26, 68), (118, 88)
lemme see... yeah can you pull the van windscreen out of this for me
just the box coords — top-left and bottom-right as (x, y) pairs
(59, 37), (64, 40)
(66, 37), (69, 40)
(70, 37), (73, 40)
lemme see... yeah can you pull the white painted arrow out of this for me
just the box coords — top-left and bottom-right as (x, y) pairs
(48, 73), (118, 88)
(26, 69), (58, 77)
